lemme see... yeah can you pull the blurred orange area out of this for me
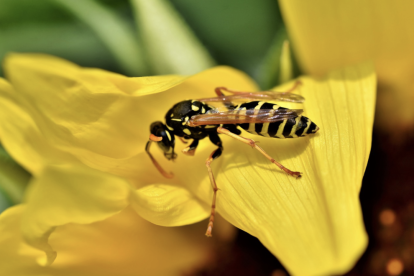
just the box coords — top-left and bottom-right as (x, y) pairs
(271, 269), (287, 276)
(379, 209), (396, 226)
(386, 258), (404, 275)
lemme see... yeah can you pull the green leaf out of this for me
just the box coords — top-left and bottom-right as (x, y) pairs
(257, 27), (290, 89)
(0, 187), (12, 214)
(131, 0), (216, 75)
(170, 0), (283, 79)
(51, 0), (148, 76)
(0, 145), (31, 205)
(0, 22), (119, 76)
(0, 0), (68, 24)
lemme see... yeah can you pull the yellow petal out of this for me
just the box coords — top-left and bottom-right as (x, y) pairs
(1, 54), (256, 179)
(279, 1), (414, 79)
(279, 1), (414, 134)
(0, 205), (232, 276)
(0, 53), (376, 274)
(21, 164), (131, 265)
(209, 64), (375, 275)
(0, 53), (256, 235)
(0, 205), (47, 276)
(3, 53), (186, 159)
(0, 78), (78, 174)
(131, 184), (210, 226)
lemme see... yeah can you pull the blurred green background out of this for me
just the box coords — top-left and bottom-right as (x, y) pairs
(0, 0), (297, 84)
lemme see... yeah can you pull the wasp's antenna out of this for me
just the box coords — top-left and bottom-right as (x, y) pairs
(146, 139), (174, 179)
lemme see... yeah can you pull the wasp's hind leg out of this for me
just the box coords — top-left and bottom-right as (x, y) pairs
(182, 139), (199, 156)
(205, 132), (223, 237)
(217, 127), (302, 178)
(214, 87), (237, 110)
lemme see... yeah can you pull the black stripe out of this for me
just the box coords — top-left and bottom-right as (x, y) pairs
(239, 101), (260, 110)
(282, 118), (296, 137)
(238, 102), (259, 130)
(307, 122), (317, 134)
(268, 121), (283, 137)
(276, 106), (288, 137)
(222, 124), (241, 135)
(260, 102), (275, 110)
(240, 123), (249, 130)
(252, 102), (273, 134)
(237, 107), (250, 130)
(255, 123), (263, 133)
(295, 116), (308, 136)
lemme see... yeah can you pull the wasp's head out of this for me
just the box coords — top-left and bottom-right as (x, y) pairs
(145, 121), (176, 179)
(149, 121), (176, 160)
(145, 122), (177, 178)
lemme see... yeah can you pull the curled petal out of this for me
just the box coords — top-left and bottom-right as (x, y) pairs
(131, 184), (210, 226)
(0, 78), (77, 174)
(0, 205), (230, 276)
(21, 164), (131, 265)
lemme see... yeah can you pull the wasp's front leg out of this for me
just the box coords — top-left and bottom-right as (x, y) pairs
(181, 139), (199, 156)
(205, 133), (223, 237)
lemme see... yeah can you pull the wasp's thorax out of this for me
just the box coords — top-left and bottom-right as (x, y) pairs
(165, 100), (217, 139)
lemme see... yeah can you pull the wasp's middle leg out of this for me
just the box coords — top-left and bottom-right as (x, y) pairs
(182, 139), (199, 156)
(205, 132), (223, 237)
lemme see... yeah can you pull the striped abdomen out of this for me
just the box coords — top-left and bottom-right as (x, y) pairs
(235, 101), (319, 139)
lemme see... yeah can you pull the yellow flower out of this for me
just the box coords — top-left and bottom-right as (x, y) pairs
(0, 54), (375, 275)
(0, 166), (233, 276)
(279, 1), (414, 136)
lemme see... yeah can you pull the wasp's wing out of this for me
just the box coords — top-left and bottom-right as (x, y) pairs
(188, 109), (303, 127)
(197, 92), (305, 104)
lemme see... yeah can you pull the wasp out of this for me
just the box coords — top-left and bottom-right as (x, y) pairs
(146, 81), (319, 237)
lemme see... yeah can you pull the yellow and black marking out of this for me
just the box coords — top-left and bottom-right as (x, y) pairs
(234, 101), (318, 138)
(165, 100), (217, 140)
